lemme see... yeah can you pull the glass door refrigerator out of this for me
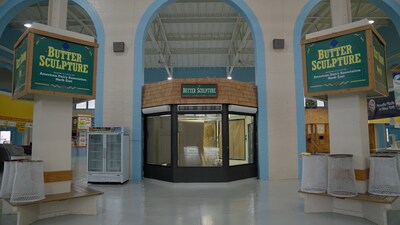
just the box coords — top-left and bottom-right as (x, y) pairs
(87, 127), (129, 183)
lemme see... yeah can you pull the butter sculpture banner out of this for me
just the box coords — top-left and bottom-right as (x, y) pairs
(12, 28), (98, 101)
(181, 84), (218, 97)
(302, 25), (387, 99)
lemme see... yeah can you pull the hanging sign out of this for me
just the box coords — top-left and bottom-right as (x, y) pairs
(181, 84), (218, 97)
(367, 91), (400, 120)
(302, 24), (388, 99)
(12, 25), (98, 101)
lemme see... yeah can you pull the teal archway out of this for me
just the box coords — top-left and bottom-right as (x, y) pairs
(132, 0), (268, 181)
(293, 0), (400, 177)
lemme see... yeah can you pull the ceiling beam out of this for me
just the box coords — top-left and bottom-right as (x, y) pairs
(160, 18), (237, 24)
(302, 6), (331, 35)
(147, 16), (173, 78)
(145, 33), (253, 42)
(226, 29), (251, 77)
(36, 3), (44, 21)
(67, 10), (95, 36)
(0, 45), (13, 54)
(145, 47), (254, 55)
(0, 56), (13, 65)
(226, 18), (252, 76)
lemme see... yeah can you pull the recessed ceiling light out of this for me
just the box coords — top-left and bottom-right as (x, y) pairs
(368, 20), (375, 24)
(24, 23), (32, 28)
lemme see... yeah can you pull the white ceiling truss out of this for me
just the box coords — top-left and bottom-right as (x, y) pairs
(0, 0), (396, 78)
(147, 16), (173, 78)
(226, 17), (252, 77)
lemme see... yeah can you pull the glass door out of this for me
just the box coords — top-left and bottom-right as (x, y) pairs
(88, 134), (104, 172)
(106, 134), (122, 172)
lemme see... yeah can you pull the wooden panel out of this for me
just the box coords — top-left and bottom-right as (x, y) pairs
(299, 190), (398, 204)
(305, 108), (328, 124)
(306, 123), (330, 153)
(43, 170), (73, 183)
(5, 184), (103, 207)
(355, 168), (369, 181)
(369, 124), (376, 152)
(229, 119), (245, 160)
(203, 122), (217, 147)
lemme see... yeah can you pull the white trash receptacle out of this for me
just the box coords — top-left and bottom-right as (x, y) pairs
(301, 154), (328, 193)
(0, 161), (17, 198)
(327, 154), (357, 197)
(368, 155), (400, 196)
(10, 160), (45, 203)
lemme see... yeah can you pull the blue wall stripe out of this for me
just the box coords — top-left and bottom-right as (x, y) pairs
(293, 0), (320, 178)
(225, 0), (268, 179)
(134, 0), (268, 180)
(74, 1), (105, 127)
(133, 0), (173, 181)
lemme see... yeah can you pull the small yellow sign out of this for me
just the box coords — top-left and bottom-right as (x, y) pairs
(17, 122), (25, 132)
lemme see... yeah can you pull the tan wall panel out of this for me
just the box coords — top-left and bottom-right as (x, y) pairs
(305, 108), (329, 124)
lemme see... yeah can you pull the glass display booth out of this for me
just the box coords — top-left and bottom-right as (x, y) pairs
(143, 104), (257, 182)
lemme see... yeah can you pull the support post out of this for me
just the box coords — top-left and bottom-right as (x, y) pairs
(31, 0), (72, 195)
(328, 0), (370, 193)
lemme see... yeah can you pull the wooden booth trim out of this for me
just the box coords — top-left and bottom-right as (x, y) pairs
(355, 168), (369, 181)
(43, 170), (73, 183)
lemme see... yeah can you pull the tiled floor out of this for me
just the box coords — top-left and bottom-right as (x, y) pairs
(1, 157), (399, 225)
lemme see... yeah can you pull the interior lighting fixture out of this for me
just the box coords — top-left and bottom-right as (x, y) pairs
(368, 20), (375, 24)
(227, 75), (232, 80)
(167, 76), (173, 80)
(24, 23), (32, 28)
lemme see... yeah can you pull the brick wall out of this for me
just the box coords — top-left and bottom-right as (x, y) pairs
(142, 78), (257, 108)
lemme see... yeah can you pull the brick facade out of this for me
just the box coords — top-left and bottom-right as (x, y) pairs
(142, 78), (257, 108)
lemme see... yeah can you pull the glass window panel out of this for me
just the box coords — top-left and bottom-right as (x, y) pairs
(387, 125), (400, 149)
(76, 102), (87, 109)
(146, 115), (171, 166)
(0, 131), (11, 144)
(88, 100), (95, 109)
(229, 114), (254, 166)
(178, 114), (222, 167)
(316, 124), (325, 134)
(106, 134), (121, 172)
(88, 134), (103, 172)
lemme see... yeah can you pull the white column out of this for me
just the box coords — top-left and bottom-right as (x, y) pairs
(330, 0), (351, 27)
(328, 0), (369, 193)
(31, 0), (71, 195)
(47, 0), (67, 29)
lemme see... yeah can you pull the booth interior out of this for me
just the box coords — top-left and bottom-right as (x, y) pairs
(142, 78), (258, 182)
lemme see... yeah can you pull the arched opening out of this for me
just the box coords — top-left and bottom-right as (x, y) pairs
(132, 0), (267, 181)
(294, 0), (400, 176)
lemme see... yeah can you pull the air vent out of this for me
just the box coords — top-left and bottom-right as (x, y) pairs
(177, 104), (222, 112)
